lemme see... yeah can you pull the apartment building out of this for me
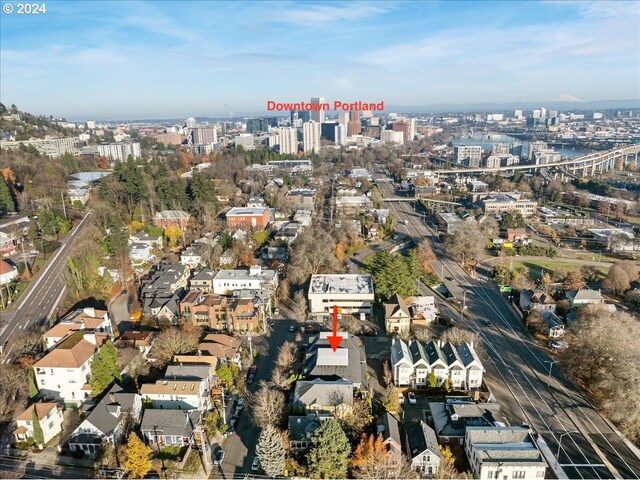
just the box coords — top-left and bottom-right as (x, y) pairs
(13, 403), (64, 445)
(464, 427), (547, 480)
(1, 137), (76, 158)
(390, 338), (484, 390)
(454, 145), (482, 167)
(33, 331), (99, 406)
(212, 265), (277, 296)
(153, 210), (190, 229)
(478, 193), (537, 216)
(308, 274), (375, 316)
(96, 142), (141, 162)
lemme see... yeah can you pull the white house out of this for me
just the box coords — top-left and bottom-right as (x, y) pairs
(68, 384), (142, 456)
(180, 246), (202, 269)
(212, 265), (278, 296)
(566, 289), (605, 308)
(464, 427), (547, 480)
(406, 421), (441, 477)
(409, 296), (439, 325)
(129, 243), (155, 265)
(33, 331), (98, 406)
(0, 260), (18, 285)
(391, 339), (484, 390)
(308, 274), (375, 317)
(13, 403), (64, 446)
(140, 379), (209, 410)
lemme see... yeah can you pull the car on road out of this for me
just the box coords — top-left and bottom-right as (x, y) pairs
(274, 308), (280, 315)
(398, 392), (405, 404)
(213, 449), (225, 466)
(288, 325), (295, 332)
(247, 372), (255, 384)
(408, 392), (417, 405)
(482, 320), (491, 326)
(251, 456), (261, 472)
(236, 398), (244, 410)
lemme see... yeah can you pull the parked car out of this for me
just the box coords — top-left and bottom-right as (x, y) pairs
(274, 308), (280, 315)
(288, 325), (295, 332)
(408, 392), (417, 405)
(247, 373), (255, 384)
(236, 398), (245, 410)
(213, 449), (225, 466)
(398, 392), (405, 405)
(251, 456), (260, 472)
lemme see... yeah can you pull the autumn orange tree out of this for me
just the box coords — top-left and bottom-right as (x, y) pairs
(351, 434), (387, 469)
(351, 433), (416, 479)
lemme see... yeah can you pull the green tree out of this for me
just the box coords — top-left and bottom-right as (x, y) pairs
(499, 212), (526, 229)
(0, 176), (16, 216)
(427, 372), (438, 388)
(32, 408), (44, 446)
(256, 425), (286, 478)
(365, 251), (419, 301)
(60, 152), (79, 174)
(90, 341), (121, 397)
(123, 432), (152, 479)
(306, 419), (351, 479)
(216, 362), (239, 386)
(28, 369), (39, 400)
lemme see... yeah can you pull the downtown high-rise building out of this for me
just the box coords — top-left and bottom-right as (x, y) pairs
(347, 109), (361, 137)
(338, 111), (349, 126)
(302, 121), (321, 153)
(335, 124), (347, 146)
(269, 127), (298, 155)
(190, 126), (217, 144)
(310, 97), (325, 123)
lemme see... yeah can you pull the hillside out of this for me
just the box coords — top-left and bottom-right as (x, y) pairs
(0, 103), (73, 141)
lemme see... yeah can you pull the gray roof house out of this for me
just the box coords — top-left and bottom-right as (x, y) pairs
(405, 420), (441, 477)
(288, 414), (321, 451)
(541, 311), (566, 339)
(427, 397), (503, 443)
(303, 332), (368, 391)
(140, 409), (201, 447)
(292, 378), (354, 416)
(519, 289), (556, 313)
(566, 288), (605, 308)
(380, 412), (403, 468)
(68, 384), (142, 456)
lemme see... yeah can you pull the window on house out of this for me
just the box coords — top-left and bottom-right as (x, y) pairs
(536, 471), (545, 477)
(49, 421), (54, 429)
(514, 471), (526, 479)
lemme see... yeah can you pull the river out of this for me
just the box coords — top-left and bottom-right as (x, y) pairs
(452, 134), (591, 159)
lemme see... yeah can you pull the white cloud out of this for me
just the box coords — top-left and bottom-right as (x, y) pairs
(279, 2), (389, 25)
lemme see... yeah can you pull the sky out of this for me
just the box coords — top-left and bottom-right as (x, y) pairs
(1, 0), (639, 119)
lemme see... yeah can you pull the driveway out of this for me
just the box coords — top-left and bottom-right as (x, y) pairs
(108, 291), (130, 333)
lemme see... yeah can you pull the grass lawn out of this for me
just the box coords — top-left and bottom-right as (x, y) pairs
(181, 450), (201, 474)
(510, 259), (609, 280)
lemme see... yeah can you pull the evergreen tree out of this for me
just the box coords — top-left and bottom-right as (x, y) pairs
(60, 152), (79, 174)
(306, 419), (351, 479)
(32, 408), (44, 446)
(28, 369), (39, 400)
(0, 176), (16, 216)
(256, 425), (286, 477)
(90, 341), (121, 397)
(123, 432), (152, 479)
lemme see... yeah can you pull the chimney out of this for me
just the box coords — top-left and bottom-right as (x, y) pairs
(109, 393), (116, 403)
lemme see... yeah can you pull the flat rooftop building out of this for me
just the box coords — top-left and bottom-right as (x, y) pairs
(308, 274), (374, 315)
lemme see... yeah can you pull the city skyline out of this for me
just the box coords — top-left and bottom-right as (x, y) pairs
(1, 0), (639, 119)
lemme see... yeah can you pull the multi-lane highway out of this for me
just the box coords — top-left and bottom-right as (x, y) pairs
(373, 164), (640, 480)
(0, 211), (93, 363)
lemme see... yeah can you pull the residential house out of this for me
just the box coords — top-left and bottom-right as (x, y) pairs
(153, 210), (190, 229)
(464, 427), (547, 480)
(129, 231), (163, 249)
(303, 332), (368, 391)
(68, 384), (142, 456)
(390, 339), (484, 390)
(409, 296), (438, 325)
(285, 188), (316, 210)
(0, 231), (16, 257)
(0, 260), (18, 285)
(212, 266), (278, 312)
(140, 378), (208, 410)
(115, 331), (155, 356)
(13, 403), (63, 445)
(140, 263), (190, 322)
(427, 397), (503, 444)
(198, 334), (242, 367)
(141, 409), (201, 447)
(505, 228), (528, 242)
(566, 288), (605, 308)
(261, 247), (287, 264)
(164, 363), (215, 394)
(293, 210), (313, 227)
(33, 331), (99, 406)
(415, 185), (440, 199)
(288, 414), (321, 451)
(180, 246), (202, 269)
(406, 421), (441, 477)
(180, 291), (230, 330)
(189, 268), (216, 292)
(219, 249), (234, 266)
(129, 242), (155, 265)
(380, 412), (403, 469)
(365, 223), (380, 241)
(519, 289), (556, 314)
(541, 311), (565, 339)
(274, 222), (303, 244)
(335, 196), (372, 214)
(385, 294), (411, 334)
(292, 378), (354, 417)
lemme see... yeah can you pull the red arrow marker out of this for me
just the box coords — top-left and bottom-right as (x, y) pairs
(327, 305), (343, 351)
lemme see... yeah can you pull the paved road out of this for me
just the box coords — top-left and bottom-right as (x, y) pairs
(211, 315), (299, 479)
(0, 211), (94, 363)
(373, 164), (640, 479)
